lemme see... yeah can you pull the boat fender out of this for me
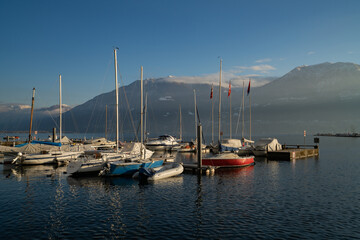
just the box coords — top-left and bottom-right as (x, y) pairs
(139, 167), (154, 177)
(98, 163), (110, 176)
(11, 153), (22, 164)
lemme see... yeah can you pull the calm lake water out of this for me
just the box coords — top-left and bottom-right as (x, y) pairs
(1, 135), (360, 239)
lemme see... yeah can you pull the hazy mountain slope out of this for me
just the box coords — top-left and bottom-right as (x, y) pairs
(253, 62), (360, 106)
(2, 62), (360, 137)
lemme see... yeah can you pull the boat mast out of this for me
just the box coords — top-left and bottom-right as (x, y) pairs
(249, 78), (252, 141)
(28, 88), (35, 143)
(242, 81), (245, 139)
(229, 81), (232, 139)
(59, 74), (62, 143)
(218, 58), (222, 143)
(211, 84), (214, 144)
(144, 93), (147, 142)
(179, 104), (182, 141)
(114, 48), (119, 153)
(105, 105), (107, 139)
(140, 66), (144, 159)
(194, 89), (197, 141)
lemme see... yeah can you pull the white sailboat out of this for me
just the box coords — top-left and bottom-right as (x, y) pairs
(12, 81), (82, 165)
(102, 65), (163, 177)
(67, 49), (151, 175)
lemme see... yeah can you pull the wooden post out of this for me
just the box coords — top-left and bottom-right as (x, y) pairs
(52, 128), (56, 142)
(197, 124), (202, 172)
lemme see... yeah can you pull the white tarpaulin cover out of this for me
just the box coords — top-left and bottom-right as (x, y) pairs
(254, 138), (282, 151)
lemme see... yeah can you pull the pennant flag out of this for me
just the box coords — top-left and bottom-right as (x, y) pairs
(210, 84), (213, 99)
(228, 81), (231, 97)
(247, 79), (251, 96)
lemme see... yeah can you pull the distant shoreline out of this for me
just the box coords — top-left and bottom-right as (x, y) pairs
(315, 133), (360, 137)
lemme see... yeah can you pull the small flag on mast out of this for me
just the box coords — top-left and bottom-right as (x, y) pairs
(247, 79), (251, 96)
(228, 81), (231, 97)
(210, 84), (213, 99)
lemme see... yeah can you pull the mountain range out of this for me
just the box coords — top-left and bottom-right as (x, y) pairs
(1, 62), (360, 140)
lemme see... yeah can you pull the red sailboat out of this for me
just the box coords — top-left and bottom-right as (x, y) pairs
(203, 59), (254, 168)
(202, 153), (254, 167)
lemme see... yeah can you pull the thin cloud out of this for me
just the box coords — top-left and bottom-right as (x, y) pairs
(307, 51), (315, 55)
(235, 64), (276, 72)
(255, 58), (272, 63)
(155, 69), (276, 88)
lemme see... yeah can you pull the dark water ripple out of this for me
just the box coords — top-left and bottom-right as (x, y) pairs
(1, 137), (360, 239)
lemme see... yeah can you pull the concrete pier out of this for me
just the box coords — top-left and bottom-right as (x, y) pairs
(267, 145), (319, 160)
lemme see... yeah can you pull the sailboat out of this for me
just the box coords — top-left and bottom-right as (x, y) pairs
(219, 79), (254, 155)
(202, 59), (255, 168)
(12, 81), (82, 165)
(67, 49), (153, 175)
(101, 64), (163, 177)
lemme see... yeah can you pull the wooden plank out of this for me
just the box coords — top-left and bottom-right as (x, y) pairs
(267, 148), (319, 160)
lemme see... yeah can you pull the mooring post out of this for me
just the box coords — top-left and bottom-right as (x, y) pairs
(52, 128), (56, 142)
(197, 124), (202, 173)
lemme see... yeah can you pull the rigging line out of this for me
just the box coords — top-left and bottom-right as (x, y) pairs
(174, 107), (180, 140)
(83, 58), (112, 139)
(118, 62), (139, 142)
(69, 109), (80, 133)
(235, 100), (243, 135)
(196, 104), (206, 144)
(134, 104), (147, 142)
(147, 96), (159, 137)
(46, 110), (59, 129)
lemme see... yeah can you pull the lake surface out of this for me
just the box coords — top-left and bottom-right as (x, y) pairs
(1, 135), (360, 239)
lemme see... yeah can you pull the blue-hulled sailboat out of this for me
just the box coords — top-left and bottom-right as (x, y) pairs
(100, 58), (164, 177)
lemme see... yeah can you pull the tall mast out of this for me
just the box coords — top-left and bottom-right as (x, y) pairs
(140, 66), (144, 159)
(194, 89), (197, 140)
(211, 84), (214, 144)
(179, 104), (182, 141)
(105, 105), (107, 139)
(144, 93), (148, 142)
(28, 88), (35, 143)
(242, 81), (245, 139)
(218, 59), (222, 142)
(59, 74), (62, 142)
(249, 78), (252, 141)
(114, 48), (119, 153)
(229, 81), (232, 139)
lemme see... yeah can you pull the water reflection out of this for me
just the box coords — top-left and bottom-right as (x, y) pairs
(195, 172), (203, 237)
(67, 175), (107, 187)
(215, 165), (255, 177)
(3, 164), (66, 181)
(176, 152), (196, 163)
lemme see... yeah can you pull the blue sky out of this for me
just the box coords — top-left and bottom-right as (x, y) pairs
(1, 0), (359, 107)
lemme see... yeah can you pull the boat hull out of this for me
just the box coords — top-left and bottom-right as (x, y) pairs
(202, 155), (254, 168)
(13, 152), (82, 165)
(107, 159), (164, 176)
(67, 159), (106, 175)
(146, 144), (179, 151)
(148, 163), (184, 181)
